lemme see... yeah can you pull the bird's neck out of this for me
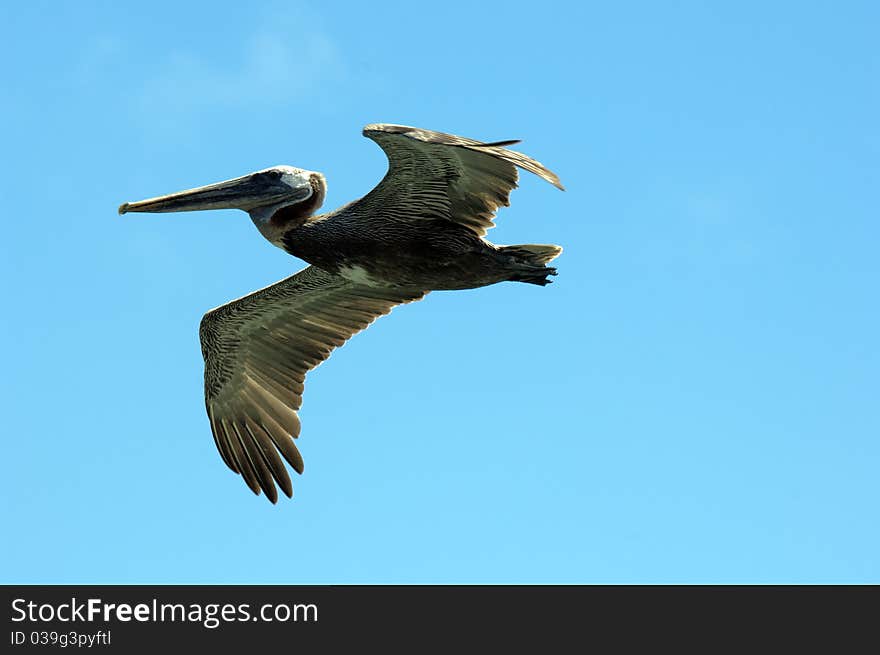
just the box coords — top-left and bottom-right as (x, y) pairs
(270, 193), (324, 228)
(249, 174), (327, 248)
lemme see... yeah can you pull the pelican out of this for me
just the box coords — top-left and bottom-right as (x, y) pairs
(120, 123), (564, 502)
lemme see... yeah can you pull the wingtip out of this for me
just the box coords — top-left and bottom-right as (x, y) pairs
(279, 475), (294, 499)
(478, 139), (523, 148)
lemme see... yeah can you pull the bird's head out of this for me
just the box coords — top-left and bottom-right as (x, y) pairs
(119, 165), (327, 244)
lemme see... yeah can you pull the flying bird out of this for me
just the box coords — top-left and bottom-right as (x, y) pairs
(120, 123), (564, 502)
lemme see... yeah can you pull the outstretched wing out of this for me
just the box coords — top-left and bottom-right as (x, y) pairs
(354, 123), (564, 237)
(199, 265), (427, 502)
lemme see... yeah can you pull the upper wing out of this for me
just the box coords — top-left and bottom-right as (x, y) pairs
(199, 265), (427, 502)
(354, 123), (564, 237)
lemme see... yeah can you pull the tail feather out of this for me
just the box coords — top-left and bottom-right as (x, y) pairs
(498, 244), (563, 265)
(499, 243), (562, 286)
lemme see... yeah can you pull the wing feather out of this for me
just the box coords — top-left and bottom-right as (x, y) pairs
(199, 265), (426, 501)
(353, 123), (564, 237)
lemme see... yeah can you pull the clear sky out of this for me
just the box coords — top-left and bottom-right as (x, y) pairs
(1, 1), (877, 583)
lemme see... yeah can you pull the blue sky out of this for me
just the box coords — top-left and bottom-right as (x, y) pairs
(1, 1), (877, 583)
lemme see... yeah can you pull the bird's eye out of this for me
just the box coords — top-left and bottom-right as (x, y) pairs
(255, 170), (283, 182)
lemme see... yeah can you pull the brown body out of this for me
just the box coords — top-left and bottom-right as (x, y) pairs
(119, 123), (564, 502)
(283, 215), (551, 290)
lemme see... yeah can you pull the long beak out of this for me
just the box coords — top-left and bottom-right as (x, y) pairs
(118, 174), (297, 215)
